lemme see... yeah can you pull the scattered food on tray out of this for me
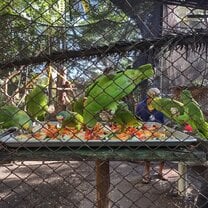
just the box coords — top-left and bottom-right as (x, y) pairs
(2, 121), (173, 142)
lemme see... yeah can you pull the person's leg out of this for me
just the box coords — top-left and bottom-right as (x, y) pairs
(158, 161), (164, 176)
(157, 161), (167, 180)
(142, 161), (151, 183)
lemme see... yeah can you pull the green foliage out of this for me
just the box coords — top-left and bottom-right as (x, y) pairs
(0, 0), (140, 63)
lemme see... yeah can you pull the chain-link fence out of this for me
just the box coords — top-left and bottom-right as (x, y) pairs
(0, 0), (208, 208)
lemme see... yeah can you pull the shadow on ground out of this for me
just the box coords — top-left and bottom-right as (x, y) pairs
(0, 161), (200, 208)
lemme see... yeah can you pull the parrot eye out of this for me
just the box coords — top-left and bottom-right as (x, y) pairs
(43, 88), (48, 94)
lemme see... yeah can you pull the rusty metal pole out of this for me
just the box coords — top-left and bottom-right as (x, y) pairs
(96, 160), (110, 208)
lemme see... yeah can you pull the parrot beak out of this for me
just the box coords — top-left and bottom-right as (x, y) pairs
(56, 115), (64, 122)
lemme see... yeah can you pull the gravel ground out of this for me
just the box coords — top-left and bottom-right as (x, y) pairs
(0, 161), (201, 208)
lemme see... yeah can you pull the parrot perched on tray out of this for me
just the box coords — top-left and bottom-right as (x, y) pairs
(178, 89), (208, 139)
(111, 101), (142, 132)
(0, 105), (32, 130)
(25, 85), (49, 121)
(151, 97), (185, 125)
(83, 64), (154, 139)
(56, 111), (84, 131)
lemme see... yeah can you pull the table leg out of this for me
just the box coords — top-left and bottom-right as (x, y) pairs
(96, 160), (110, 208)
(178, 162), (187, 196)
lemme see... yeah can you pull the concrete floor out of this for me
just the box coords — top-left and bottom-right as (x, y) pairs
(0, 161), (201, 208)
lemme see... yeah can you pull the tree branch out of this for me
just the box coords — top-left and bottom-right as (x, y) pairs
(1, 33), (208, 70)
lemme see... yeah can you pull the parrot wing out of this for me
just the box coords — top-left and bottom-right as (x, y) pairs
(180, 90), (205, 122)
(151, 97), (185, 125)
(85, 74), (115, 96)
(72, 96), (85, 116)
(180, 89), (208, 139)
(25, 85), (49, 121)
(83, 64), (154, 128)
(72, 112), (84, 130)
(0, 105), (32, 130)
(112, 102), (142, 131)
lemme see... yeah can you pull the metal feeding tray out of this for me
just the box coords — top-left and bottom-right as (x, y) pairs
(0, 124), (199, 148)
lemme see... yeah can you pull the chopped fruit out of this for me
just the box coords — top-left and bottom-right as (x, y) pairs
(115, 132), (130, 140)
(14, 122), (169, 141)
(126, 127), (138, 136)
(152, 131), (166, 139)
(109, 123), (121, 132)
(84, 128), (99, 140)
(93, 123), (104, 135)
(33, 132), (43, 139)
(42, 125), (59, 139)
(134, 130), (146, 140)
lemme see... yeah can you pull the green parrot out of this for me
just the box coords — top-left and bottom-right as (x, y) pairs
(0, 105), (32, 130)
(111, 101), (142, 132)
(179, 89), (208, 139)
(71, 95), (86, 116)
(151, 97), (185, 125)
(56, 111), (84, 131)
(85, 73), (114, 97)
(25, 85), (49, 121)
(83, 64), (154, 129)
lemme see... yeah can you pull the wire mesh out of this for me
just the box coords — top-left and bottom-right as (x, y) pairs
(0, 0), (208, 207)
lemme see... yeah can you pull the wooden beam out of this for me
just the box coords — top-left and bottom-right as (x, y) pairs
(0, 147), (206, 162)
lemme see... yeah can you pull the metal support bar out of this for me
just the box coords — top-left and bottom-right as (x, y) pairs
(178, 162), (187, 196)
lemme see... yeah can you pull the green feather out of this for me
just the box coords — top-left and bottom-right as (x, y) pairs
(112, 102), (142, 131)
(85, 74), (114, 97)
(72, 96), (85, 116)
(180, 89), (208, 139)
(83, 64), (154, 128)
(152, 97), (185, 125)
(56, 111), (83, 130)
(0, 105), (32, 130)
(25, 85), (48, 121)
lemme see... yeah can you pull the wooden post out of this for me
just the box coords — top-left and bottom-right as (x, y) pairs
(55, 66), (66, 113)
(96, 160), (110, 208)
(48, 63), (53, 105)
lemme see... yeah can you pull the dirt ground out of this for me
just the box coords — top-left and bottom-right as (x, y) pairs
(0, 161), (202, 208)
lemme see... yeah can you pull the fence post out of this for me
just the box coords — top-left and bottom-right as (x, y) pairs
(96, 160), (110, 208)
(178, 161), (187, 196)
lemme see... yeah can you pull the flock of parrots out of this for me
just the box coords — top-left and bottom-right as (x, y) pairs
(0, 64), (207, 139)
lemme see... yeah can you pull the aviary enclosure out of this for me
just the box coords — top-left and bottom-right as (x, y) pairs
(0, 0), (208, 208)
